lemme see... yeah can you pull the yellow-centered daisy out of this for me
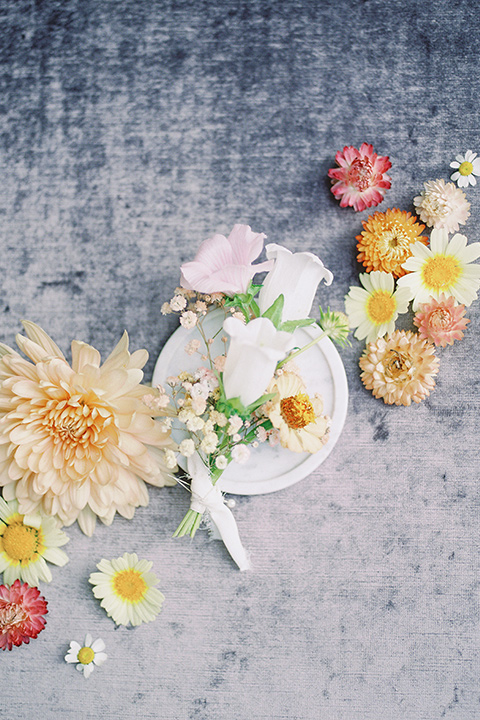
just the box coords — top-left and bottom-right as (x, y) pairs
(89, 552), (164, 626)
(0, 497), (69, 585)
(344, 271), (411, 343)
(65, 633), (107, 678)
(397, 229), (480, 310)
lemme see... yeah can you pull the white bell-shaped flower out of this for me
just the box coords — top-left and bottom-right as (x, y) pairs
(258, 244), (333, 321)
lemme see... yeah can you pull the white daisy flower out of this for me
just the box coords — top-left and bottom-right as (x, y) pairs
(89, 552), (165, 627)
(397, 229), (480, 310)
(344, 271), (411, 343)
(65, 634), (107, 678)
(450, 150), (480, 188)
(0, 498), (69, 585)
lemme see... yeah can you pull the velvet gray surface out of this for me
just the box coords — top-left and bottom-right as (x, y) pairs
(1, 1), (480, 719)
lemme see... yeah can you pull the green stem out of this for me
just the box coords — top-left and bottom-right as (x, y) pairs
(277, 329), (327, 369)
(172, 463), (226, 539)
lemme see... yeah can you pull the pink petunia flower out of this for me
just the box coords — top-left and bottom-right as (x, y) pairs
(328, 143), (392, 212)
(413, 294), (470, 347)
(180, 224), (273, 295)
(0, 579), (48, 650)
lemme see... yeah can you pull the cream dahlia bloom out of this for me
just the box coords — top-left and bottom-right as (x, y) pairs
(0, 322), (175, 535)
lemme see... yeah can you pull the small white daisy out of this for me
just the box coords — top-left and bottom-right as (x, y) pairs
(450, 150), (480, 188)
(89, 552), (165, 627)
(65, 634), (107, 678)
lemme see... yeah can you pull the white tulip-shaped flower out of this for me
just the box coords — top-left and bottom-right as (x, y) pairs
(258, 244), (333, 321)
(222, 317), (294, 407)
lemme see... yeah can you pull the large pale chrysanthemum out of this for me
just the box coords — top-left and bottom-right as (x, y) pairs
(359, 330), (440, 406)
(263, 372), (330, 453)
(0, 322), (175, 535)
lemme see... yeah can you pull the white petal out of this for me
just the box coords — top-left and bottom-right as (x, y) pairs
(93, 652), (108, 666)
(83, 664), (94, 679)
(91, 638), (106, 653)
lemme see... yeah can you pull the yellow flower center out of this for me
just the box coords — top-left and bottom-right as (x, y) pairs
(280, 393), (316, 429)
(1, 519), (41, 563)
(421, 254), (461, 291)
(459, 161), (473, 176)
(112, 569), (147, 603)
(77, 646), (95, 665)
(366, 291), (396, 325)
(381, 224), (410, 250)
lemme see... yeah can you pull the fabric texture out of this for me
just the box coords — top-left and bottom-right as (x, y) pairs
(1, 1), (479, 718)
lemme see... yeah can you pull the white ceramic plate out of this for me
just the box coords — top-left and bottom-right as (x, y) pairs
(152, 311), (348, 495)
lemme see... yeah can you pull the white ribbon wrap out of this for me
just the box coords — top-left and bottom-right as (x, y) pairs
(187, 453), (251, 571)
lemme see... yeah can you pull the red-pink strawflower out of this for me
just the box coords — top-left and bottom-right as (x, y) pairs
(0, 579), (48, 650)
(328, 143), (392, 212)
(413, 294), (470, 347)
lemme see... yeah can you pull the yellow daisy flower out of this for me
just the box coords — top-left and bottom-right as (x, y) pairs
(263, 372), (330, 453)
(0, 497), (69, 585)
(89, 552), (164, 626)
(397, 229), (480, 310)
(344, 271), (411, 343)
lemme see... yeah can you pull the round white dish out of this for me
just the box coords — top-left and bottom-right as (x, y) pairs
(152, 311), (348, 495)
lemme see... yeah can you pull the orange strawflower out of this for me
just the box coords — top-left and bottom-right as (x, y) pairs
(356, 208), (427, 277)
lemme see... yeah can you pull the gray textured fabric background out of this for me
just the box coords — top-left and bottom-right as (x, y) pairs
(1, 1), (479, 719)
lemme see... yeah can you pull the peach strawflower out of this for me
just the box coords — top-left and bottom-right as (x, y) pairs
(413, 294), (470, 347)
(413, 179), (470, 233)
(359, 330), (439, 406)
(0, 322), (176, 536)
(0, 579), (48, 650)
(328, 143), (392, 212)
(356, 208), (427, 277)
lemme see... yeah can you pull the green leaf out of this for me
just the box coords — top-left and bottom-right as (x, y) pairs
(245, 392), (276, 414)
(280, 317), (316, 333)
(262, 294), (284, 328)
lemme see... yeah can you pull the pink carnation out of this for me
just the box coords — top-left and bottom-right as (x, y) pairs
(328, 143), (392, 212)
(413, 294), (470, 347)
(180, 224), (272, 295)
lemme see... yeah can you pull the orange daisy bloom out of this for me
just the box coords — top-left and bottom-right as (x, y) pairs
(356, 208), (427, 277)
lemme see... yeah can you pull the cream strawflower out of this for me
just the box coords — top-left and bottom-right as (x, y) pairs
(65, 633), (107, 678)
(344, 271), (411, 343)
(450, 150), (480, 188)
(413, 179), (470, 232)
(89, 552), (164, 627)
(0, 322), (176, 536)
(397, 229), (480, 310)
(0, 498), (68, 585)
(263, 372), (330, 453)
(359, 330), (439, 406)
